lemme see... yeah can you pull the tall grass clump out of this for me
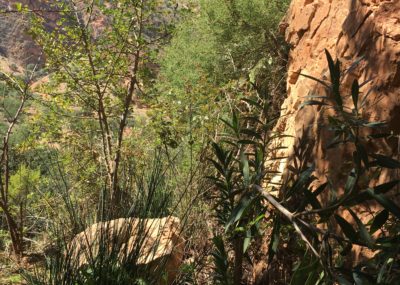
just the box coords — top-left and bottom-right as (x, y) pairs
(22, 148), (194, 285)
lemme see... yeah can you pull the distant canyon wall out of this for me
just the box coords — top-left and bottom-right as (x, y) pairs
(0, 1), (55, 67)
(0, 1), (102, 67)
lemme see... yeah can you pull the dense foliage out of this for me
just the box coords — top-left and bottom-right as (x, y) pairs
(152, 0), (289, 149)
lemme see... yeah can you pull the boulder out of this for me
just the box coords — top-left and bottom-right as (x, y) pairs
(68, 216), (184, 285)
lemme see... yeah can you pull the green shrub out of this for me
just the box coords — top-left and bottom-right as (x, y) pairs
(153, 0), (290, 150)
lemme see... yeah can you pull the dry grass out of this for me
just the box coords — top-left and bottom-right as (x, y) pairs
(0, 253), (26, 285)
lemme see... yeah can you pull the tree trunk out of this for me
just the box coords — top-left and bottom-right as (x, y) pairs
(2, 205), (23, 257)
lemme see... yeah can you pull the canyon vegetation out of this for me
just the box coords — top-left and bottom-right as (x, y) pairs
(1, 0), (400, 284)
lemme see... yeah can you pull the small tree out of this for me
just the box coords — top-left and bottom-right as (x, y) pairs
(29, 0), (176, 214)
(0, 71), (33, 257)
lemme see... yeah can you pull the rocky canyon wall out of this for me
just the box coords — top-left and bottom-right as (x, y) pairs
(0, 1), (54, 67)
(0, 1), (105, 67)
(256, 0), (400, 283)
(272, 0), (400, 189)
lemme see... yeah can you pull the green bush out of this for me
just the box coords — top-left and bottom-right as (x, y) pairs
(153, 0), (290, 149)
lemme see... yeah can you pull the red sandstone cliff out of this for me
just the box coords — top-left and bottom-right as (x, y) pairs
(0, 1), (105, 67)
(271, 0), (400, 191)
(257, 0), (400, 282)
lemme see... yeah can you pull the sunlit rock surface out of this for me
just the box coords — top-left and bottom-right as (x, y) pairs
(69, 216), (184, 285)
(257, 0), (400, 283)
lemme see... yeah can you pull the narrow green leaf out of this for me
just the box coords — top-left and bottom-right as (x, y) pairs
(348, 208), (373, 247)
(232, 111), (239, 134)
(237, 139), (259, 145)
(370, 154), (400, 169)
(363, 121), (386, 128)
(241, 152), (250, 187)
(353, 150), (362, 170)
(290, 258), (319, 285)
(370, 210), (389, 234)
(351, 79), (359, 110)
(303, 188), (322, 210)
(374, 180), (400, 194)
(325, 49), (343, 108)
(355, 143), (369, 169)
(287, 166), (315, 197)
(240, 128), (262, 140)
(304, 270), (319, 285)
(300, 100), (329, 109)
(208, 158), (225, 176)
(325, 49), (336, 76)
(249, 213), (265, 227)
(205, 176), (224, 184)
(377, 257), (393, 283)
(335, 215), (357, 242)
(344, 169), (357, 194)
(367, 133), (391, 139)
(211, 142), (226, 165)
(243, 229), (251, 253)
(299, 73), (330, 88)
(346, 180), (400, 206)
(220, 118), (235, 132)
(225, 196), (252, 231)
(241, 98), (262, 109)
(367, 189), (400, 219)
(243, 116), (264, 125)
(334, 59), (341, 81)
(313, 182), (328, 197)
(268, 218), (280, 263)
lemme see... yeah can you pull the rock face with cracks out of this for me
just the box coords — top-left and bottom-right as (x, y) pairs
(271, 0), (400, 188)
(258, 0), (400, 282)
